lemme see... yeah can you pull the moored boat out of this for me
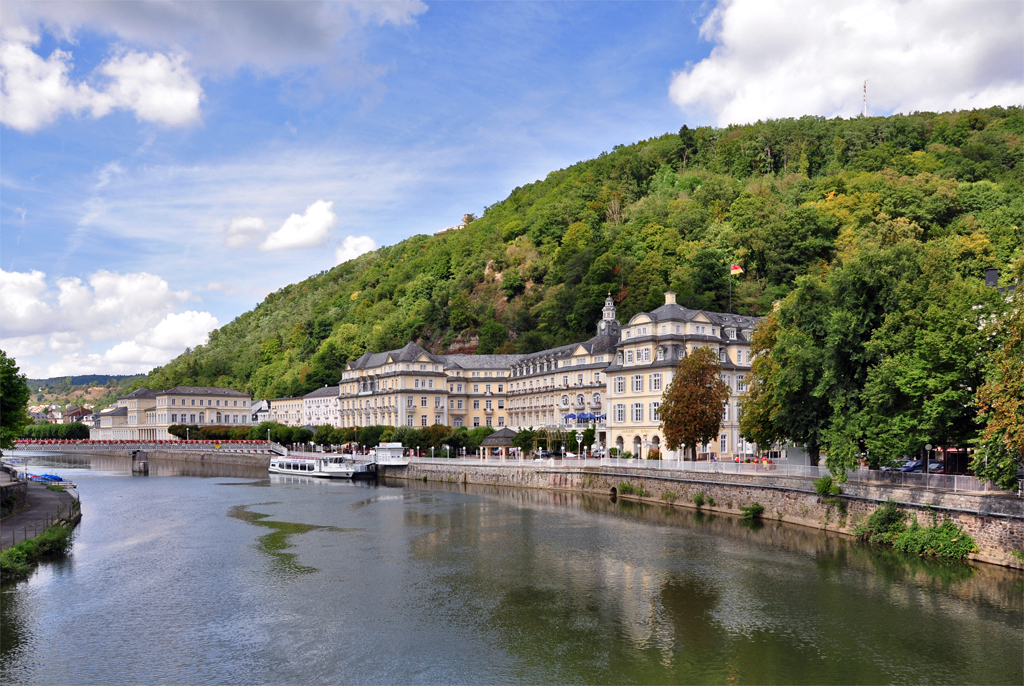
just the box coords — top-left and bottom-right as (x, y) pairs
(269, 455), (357, 479)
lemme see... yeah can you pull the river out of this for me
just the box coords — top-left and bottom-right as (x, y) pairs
(1, 457), (1021, 684)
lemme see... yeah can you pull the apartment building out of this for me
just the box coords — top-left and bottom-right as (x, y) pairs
(506, 294), (620, 447)
(339, 342), (449, 429)
(269, 397), (305, 427)
(443, 355), (517, 429)
(331, 292), (757, 458)
(91, 386), (253, 440)
(604, 291), (758, 459)
(303, 385), (341, 427)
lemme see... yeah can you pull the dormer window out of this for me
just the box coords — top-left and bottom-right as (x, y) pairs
(726, 328), (737, 340)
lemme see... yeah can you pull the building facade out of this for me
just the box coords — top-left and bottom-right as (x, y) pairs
(603, 292), (758, 459)
(303, 386), (341, 427)
(329, 293), (758, 459)
(269, 397), (304, 427)
(90, 386), (253, 441)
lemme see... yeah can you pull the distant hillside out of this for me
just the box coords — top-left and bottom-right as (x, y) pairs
(145, 106), (1023, 400)
(27, 374), (144, 388)
(28, 375), (146, 410)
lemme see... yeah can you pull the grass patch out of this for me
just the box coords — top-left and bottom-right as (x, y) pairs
(1, 521), (75, 585)
(45, 484), (66, 493)
(660, 491), (678, 502)
(740, 502), (765, 520)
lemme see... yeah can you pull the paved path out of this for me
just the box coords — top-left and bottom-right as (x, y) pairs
(1, 481), (79, 551)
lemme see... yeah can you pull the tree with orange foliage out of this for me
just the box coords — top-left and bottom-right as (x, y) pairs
(660, 346), (731, 460)
(972, 263), (1024, 489)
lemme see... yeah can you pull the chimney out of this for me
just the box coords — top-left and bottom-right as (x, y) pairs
(985, 268), (998, 288)
(665, 291), (677, 305)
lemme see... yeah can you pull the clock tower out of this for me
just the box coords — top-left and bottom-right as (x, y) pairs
(597, 293), (621, 338)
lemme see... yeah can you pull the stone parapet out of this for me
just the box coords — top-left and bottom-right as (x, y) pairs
(380, 462), (1024, 568)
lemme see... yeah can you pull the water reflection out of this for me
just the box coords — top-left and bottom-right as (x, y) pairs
(0, 462), (1019, 685)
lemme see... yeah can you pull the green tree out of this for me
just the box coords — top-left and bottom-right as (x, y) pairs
(972, 264), (1024, 488)
(477, 320), (509, 354)
(1, 351), (32, 453)
(660, 347), (730, 460)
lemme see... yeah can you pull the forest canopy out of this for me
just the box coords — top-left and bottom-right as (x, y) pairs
(143, 107), (1022, 412)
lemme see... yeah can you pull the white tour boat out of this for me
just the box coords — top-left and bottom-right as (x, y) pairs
(269, 455), (356, 479)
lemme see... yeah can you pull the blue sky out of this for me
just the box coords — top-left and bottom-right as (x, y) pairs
(2, 0), (1021, 378)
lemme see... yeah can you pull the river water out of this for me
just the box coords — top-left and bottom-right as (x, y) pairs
(1, 457), (1021, 685)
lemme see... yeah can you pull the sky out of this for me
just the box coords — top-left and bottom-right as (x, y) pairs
(1, 0), (1021, 380)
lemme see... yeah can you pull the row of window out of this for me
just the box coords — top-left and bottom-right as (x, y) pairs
(170, 413), (249, 424)
(613, 373), (665, 394)
(168, 398), (244, 407)
(611, 402), (661, 423)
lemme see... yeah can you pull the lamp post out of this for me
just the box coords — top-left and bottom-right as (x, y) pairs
(444, 444), (449, 459)
(576, 433), (582, 459)
(186, 427), (189, 441)
(925, 443), (933, 489)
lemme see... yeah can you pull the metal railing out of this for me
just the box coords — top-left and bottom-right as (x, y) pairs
(404, 457), (1003, 494)
(15, 439), (287, 455)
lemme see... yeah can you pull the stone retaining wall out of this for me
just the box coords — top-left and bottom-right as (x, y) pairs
(381, 462), (1024, 568)
(147, 450), (271, 467)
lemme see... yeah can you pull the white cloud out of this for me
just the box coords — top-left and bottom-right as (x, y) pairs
(260, 199), (338, 251)
(0, 29), (202, 132)
(46, 310), (217, 376)
(139, 310), (218, 351)
(669, 0), (1024, 125)
(8, 1), (428, 72)
(0, 268), (51, 332)
(0, 334), (47, 360)
(335, 235), (377, 264)
(224, 216), (267, 248)
(99, 50), (202, 127)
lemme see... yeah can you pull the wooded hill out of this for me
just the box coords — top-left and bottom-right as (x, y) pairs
(145, 107), (1023, 404)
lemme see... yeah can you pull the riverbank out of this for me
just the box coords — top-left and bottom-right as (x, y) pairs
(380, 462), (1024, 568)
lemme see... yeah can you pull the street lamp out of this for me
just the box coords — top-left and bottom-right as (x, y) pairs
(925, 443), (933, 489)
(186, 427), (189, 441)
(444, 444), (450, 459)
(576, 433), (582, 459)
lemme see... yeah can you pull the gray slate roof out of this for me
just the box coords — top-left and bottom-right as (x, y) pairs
(159, 386), (250, 397)
(303, 386), (340, 399)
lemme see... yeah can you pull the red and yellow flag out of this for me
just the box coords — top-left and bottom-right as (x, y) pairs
(730, 264), (744, 276)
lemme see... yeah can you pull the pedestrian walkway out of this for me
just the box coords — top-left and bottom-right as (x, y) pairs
(1, 480), (79, 551)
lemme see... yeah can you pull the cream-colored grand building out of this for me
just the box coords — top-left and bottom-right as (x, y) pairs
(334, 293), (759, 459)
(91, 386), (253, 441)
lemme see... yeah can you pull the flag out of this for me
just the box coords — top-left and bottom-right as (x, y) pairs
(730, 264), (744, 276)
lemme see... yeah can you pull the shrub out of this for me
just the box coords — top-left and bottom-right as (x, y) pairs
(854, 499), (978, 561)
(892, 520), (979, 561)
(706, 495), (716, 507)
(692, 491), (705, 508)
(617, 482), (648, 497)
(741, 502), (765, 519)
(661, 491), (678, 502)
(814, 475), (842, 496)
(0, 522), (75, 584)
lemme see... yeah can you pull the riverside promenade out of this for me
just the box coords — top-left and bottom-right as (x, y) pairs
(1, 471), (80, 551)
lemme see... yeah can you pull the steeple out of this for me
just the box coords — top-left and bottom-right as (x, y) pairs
(598, 293), (621, 337)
